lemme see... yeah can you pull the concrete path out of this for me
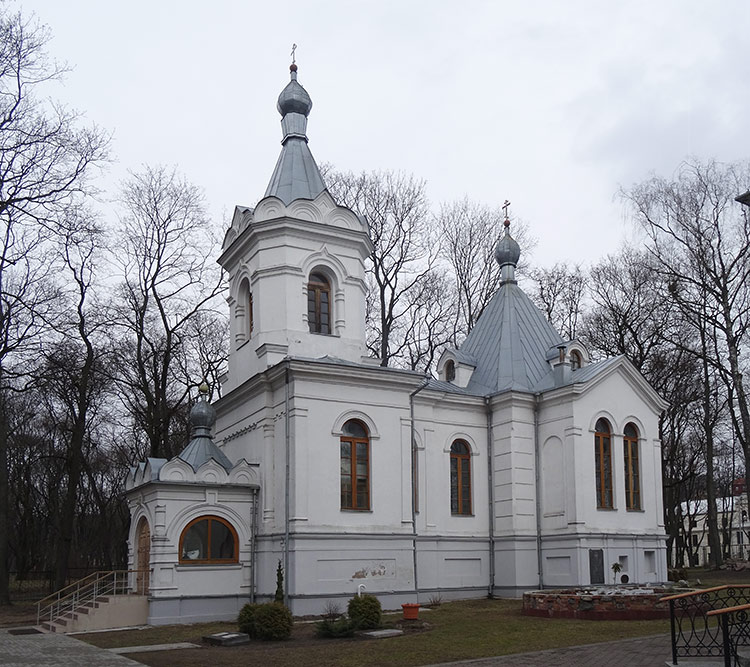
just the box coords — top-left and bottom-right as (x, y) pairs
(428, 634), (675, 666)
(0, 627), (141, 666)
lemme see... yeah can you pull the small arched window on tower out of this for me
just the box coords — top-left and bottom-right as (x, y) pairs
(570, 349), (582, 370)
(624, 423), (641, 510)
(594, 418), (613, 509)
(307, 272), (331, 334)
(237, 278), (253, 343)
(445, 360), (456, 382)
(450, 440), (472, 515)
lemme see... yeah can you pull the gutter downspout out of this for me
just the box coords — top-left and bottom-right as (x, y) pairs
(485, 396), (495, 597)
(534, 392), (544, 589)
(410, 378), (429, 599)
(284, 363), (291, 607)
(251, 486), (259, 603)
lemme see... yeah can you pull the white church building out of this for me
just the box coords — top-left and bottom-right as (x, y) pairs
(125, 65), (668, 624)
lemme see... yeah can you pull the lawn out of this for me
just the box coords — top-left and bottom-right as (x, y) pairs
(78, 598), (672, 667)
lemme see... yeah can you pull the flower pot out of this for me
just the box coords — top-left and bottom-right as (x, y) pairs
(402, 603), (420, 620)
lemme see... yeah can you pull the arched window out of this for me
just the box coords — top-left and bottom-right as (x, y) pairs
(624, 423), (641, 510)
(450, 440), (472, 515)
(179, 516), (239, 564)
(340, 420), (369, 510)
(445, 360), (456, 382)
(594, 418), (613, 509)
(570, 350), (582, 370)
(307, 272), (331, 334)
(237, 278), (253, 342)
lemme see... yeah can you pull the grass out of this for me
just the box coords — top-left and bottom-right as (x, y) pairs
(78, 598), (672, 667)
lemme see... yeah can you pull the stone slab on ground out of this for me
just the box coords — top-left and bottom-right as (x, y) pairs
(363, 629), (404, 638)
(203, 631), (251, 646)
(109, 642), (200, 654)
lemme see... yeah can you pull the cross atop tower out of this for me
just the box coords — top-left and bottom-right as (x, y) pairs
(290, 43), (297, 65)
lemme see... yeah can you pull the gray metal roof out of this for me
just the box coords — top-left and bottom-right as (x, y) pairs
(176, 396), (234, 472)
(460, 281), (564, 394)
(264, 67), (326, 205)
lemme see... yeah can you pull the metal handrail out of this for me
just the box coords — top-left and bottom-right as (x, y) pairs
(664, 585), (750, 665)
(706, 604), (750, 667)
(36, 569), (150, 628)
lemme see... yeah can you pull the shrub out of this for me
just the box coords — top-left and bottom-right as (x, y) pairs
(253, 602), (293, 640)
(347, 593), (382, 629)
(238, 603), (261, 638)
(315, 616), (356, 638)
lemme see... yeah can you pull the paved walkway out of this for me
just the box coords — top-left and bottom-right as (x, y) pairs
(431, 634), (674, 666)
(0, 627), (141, 666)
(0, 626), (676, 666)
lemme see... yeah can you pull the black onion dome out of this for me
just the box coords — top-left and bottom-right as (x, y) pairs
(277, 65), (312, 117)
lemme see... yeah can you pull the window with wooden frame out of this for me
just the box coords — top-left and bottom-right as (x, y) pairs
(450, 440), (472, 515)
(594, 418), (613, 509)
(340, 420), (370, 510)
(179, 516), (238, 564)
(307, 272), (331, 334)
(624, 423), (641, 510)
(570, 349), (582, 370)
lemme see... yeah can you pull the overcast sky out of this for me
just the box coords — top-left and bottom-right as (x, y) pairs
(18, 0), (750, 268)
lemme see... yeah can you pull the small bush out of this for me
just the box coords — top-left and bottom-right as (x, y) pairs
(315, 616), (356, 638)
(238, 603), (261, 638)
(253, 602), (293, 640)
(347, 593), (382, 629)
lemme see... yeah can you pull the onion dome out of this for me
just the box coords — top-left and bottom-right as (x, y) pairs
(494, 217), (521, 274)
(189, 383), (216, 435)
(277, 64), (313, 117)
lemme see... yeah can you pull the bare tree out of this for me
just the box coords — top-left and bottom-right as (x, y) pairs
(0, 9), (108, 603)
(111, 166), (224, 459)
(624, 158), (750, 567)
(325, 169), (436, 366)
(528, 262), (586, 340)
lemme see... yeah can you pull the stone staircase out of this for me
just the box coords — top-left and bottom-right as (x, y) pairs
(37, 570), (150, 633)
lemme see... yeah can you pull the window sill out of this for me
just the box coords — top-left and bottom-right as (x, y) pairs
(177, 562), (241, 569)
(309, 331), (340, 337)
(340, 508), (373, 513)
(596, 507), (617, 511)
(451, 513), (475, 517)
(626, 508), (644, 512)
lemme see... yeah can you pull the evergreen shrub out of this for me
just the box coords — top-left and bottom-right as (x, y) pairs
(253, 602), (294, 640)
(237, 603), (261, 638)
(347, 593), (382, 629)
(315, 616), (356, 638)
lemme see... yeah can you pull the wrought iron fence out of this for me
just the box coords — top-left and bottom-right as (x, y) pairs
(662, 585), (750, 664)
(707, 604), (750, 667)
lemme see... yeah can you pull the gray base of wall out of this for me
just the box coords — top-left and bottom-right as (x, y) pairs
(148, 595), (250, 626)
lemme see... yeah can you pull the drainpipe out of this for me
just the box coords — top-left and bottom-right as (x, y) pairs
(284, 363), (291, 607)
(485, 396), (495, 597)
(410, 378), (429, 599)
(251, 486), (259, 603)
(534, 393), (544, 589)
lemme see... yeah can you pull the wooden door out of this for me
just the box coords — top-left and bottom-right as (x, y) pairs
(136, 518), (150, 594)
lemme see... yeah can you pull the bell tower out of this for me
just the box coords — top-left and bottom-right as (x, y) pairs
(218, 65), (372, 392)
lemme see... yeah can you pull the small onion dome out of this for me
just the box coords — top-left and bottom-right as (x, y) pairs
(494, 228), (521, 267)
(277, 64), (313, 117)
(190, 392), (216, 431)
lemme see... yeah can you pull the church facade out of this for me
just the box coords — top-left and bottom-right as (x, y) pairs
(125, 65), (668, 624)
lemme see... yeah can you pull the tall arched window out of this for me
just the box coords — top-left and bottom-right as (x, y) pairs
(179, 516), (238, 564)
(237, 278), (253, 342)
(445, 360), (456, 382)
(450, 440), (472, 515)
(624, 423), (641, 510)
(570, 350), (582, 370)
(307, 272), (331, 334)
(340, 420), (369, 510)
(594, 418), (613, 509)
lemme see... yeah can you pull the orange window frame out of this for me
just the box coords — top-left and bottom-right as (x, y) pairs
(595, 421), (613, 509)
(450, 441), (472, 515)
(624, 427), (641, 510)
(178, 515), (239, 564)
(307, 273), (331, 334)
(341, 430), (370, 510)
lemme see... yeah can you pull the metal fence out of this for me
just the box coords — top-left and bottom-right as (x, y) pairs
(9, 570), (98, 602)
